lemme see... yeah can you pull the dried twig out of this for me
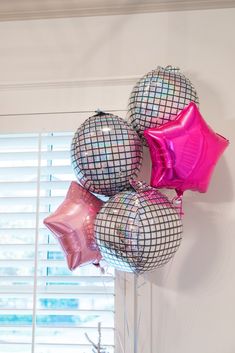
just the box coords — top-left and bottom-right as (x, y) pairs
(84, 322), (107, 353)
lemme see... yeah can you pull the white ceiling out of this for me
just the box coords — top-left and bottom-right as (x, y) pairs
(0, 0), (235, 21)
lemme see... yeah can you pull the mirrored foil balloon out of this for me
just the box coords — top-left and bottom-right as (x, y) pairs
(144, 102), (229, 195)
(44, 181), (103, 270)
(127, 65), (199, 145)
(95, 182), (183, 274)
(71, 111), (143, 196)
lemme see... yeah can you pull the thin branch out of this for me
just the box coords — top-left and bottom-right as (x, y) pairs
(84, 322), (107, 353)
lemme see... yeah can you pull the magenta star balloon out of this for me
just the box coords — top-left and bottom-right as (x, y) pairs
(144, 102), (229, 195)
(44, 181), (103, 270)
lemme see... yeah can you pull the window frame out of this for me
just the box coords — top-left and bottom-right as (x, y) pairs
(0, 111), (137, 353)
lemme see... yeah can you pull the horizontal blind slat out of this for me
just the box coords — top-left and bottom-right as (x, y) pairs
(0, 276), (114, 282)
(0, 286), (114, 294)
(0, 342), (114, 347)
(0, 293), (114, 299)
(0, 135), (72, 147)
(0, 165), (73, 175)
(0, 309), (114, 314)
(0, 150), (70, 160)
(0, 180), (72, 190)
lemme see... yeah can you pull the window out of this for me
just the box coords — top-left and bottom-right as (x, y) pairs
(0, 132), (115, 353)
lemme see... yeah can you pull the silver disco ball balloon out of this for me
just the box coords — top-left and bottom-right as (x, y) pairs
(127, 65), (199, 145)
(95, 184), (183, 274)
(71, 112), (143, 196)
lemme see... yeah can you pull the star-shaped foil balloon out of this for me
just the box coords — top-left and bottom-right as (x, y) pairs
(144, 102), (229, 195)
(44, 181), (103, 270)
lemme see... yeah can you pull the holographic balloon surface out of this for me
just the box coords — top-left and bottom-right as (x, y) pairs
(128, 65), (199, 144)
(71, 112), (143, 196)
(95, 182), (182, 274)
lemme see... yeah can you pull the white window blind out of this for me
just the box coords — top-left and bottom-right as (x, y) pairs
(0, 132), (115, 353)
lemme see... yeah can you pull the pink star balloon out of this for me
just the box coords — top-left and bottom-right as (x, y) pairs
(144, 102), (229, 195)
(44, 181), (103, 270)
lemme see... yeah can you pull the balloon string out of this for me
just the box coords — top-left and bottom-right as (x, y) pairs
(172, 190), (184, 218)
(93, 262), (105, 274)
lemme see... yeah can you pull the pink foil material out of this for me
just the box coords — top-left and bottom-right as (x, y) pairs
(144, 102), (229, 195)
(44, 181), (103, 270)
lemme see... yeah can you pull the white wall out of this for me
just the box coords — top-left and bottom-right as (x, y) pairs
(0, 8), (234, 353)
